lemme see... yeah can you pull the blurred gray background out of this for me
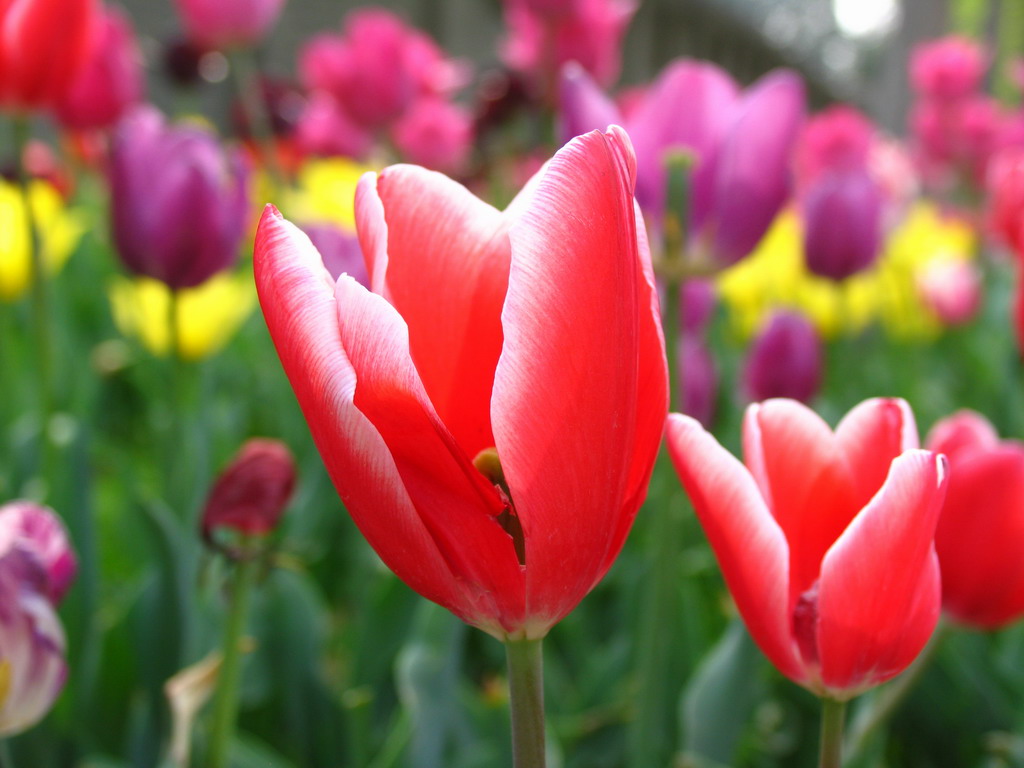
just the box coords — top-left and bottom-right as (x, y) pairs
(120, 0), (959, 131)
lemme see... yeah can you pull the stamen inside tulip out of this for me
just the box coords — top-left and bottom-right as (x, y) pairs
(0, 659), (10, 707)
(792, 582), (820, 667)
(473, 447), (526, 566)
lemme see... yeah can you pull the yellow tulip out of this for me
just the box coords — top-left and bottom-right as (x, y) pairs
(0, 180), (84, 301)
(282, 158), (373, 229)
(109, 272), (256, 361)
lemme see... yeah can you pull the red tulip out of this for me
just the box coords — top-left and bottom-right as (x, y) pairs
(666, 398), (947, 699)
(255, 127), (668, 639)
(927, 411), (1024, 629)
(0, 0), (96, 111)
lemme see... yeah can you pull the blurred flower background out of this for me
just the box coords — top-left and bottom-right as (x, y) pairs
(4, 0), (1024, 766)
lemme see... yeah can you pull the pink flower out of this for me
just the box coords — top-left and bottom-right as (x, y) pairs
(667, 399), (947, 699)
(916, 259), (981, 326)
(391, 98), (473, 174)
(254, 127), (668, 639)
(56, 5), (145, 131)
(502, 0), (636, 89)
(742, 311), (821, 403)
(175, 0), (286, 50)
(795, 105), (874, 188)
(0, 502), (76, 605)
(911, 36), (987, 102)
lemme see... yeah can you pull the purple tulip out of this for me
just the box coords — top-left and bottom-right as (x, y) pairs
(175, 0), (286, 50)
(0, 503), (74, 736)
(681, 278), (716, 335)
(692, 70), (806, 266)
(559, 62), (804, 267)
(301, 223), (368, 286)
(802, 168), (884, 281)
(110, 107), (250, 290)
(0, 502), (77, 605)
(742, 311), (822, 403)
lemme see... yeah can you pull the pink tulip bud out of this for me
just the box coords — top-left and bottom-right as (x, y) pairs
(201, 439), (296, 547)
(294, 92), (373, 159)
(911, 36), (987, 102)
(175, 0), (286, 50)
(917, 259), (981, 326)
(743, 311), (821, 403)
(55, 6), (145, 132)
(391, 98), (473, 174)
(795, 106), (875, 187)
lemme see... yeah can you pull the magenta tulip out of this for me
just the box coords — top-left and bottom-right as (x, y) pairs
(743, 311), (821, 403)
(255, 127), (668, 639)
(667, 398), (947, 699)
(391, 98), (473, 174)
(175, 0), (286, 50)
(300, 223), (368, 286)
(0, 501), (77, 604)
(802, 169), (884, 281)
(55, 5), (144, 131)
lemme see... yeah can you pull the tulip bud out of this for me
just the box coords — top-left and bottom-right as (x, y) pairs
(802, 169), (884, 281)
(0, 502), (77, 605)
(928, 411), (1024, 628)
(0, 0), (96, 111)
(910, 36), (987, 102)
(109, 107), (250, 290)
(0, 502), (75, 736)
(987, 147), (1024, 258)
(55, 6), (145, 132)
(916, 258), (981, 326)
(175, 0), (286, 51)
(742, 311), (821, 404)
(201, 439), (296, 555)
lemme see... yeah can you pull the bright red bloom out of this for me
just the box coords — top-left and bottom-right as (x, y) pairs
(255, 127), (668, 640)
(0, 0), (96, 111)
(667, 398), (947, 699)
(927, 411), (1024, 629)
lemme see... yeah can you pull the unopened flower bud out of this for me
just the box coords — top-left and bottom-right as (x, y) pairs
(201, 439), (296, 554)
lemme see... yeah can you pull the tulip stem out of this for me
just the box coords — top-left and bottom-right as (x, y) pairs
(12, 116), (55, 481)
(206, 552), (257, 768)
(505, 637), (546, 768)
(819, 698), (846, 768)
(0, 740), (14, 768)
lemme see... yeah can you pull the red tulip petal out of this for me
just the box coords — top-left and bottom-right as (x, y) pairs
(597, 200), (670, 577)
(355, 166), (511, 461)
(936, 446), (1024, 628)
(666, 414), (805, 684)
(925, 409), (1000, 461)
(743, 400), (859, 603)
(834, 397), (918, 510)
(817, 450), (946, 695)
(255, 206), (524, 636)
(491, 127), (651, 633)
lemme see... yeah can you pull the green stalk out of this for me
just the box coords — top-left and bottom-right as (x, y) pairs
(819, 698), (847, 768)
(12, 116), (54, 481)
(206, 555), (257, 768)
(505, 638), (546, 768)
(0, 739), (15, 768)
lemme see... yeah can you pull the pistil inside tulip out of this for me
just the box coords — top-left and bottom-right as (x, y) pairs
(793, 581), (821, 669)
(474, 447), (526, 566)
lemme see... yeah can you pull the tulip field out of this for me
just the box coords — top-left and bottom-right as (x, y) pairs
(6, 0), (1024, 766)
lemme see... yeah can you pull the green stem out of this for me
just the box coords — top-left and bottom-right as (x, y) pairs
(843, 622), (948, 759)
(819, 698), (847, 768)
(229, 49), (284, 190)
(206, 555), (257, 768)
(12, 116), (54, 482)
(505, 638), (546, 768)
(0, 739), (14, 768)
